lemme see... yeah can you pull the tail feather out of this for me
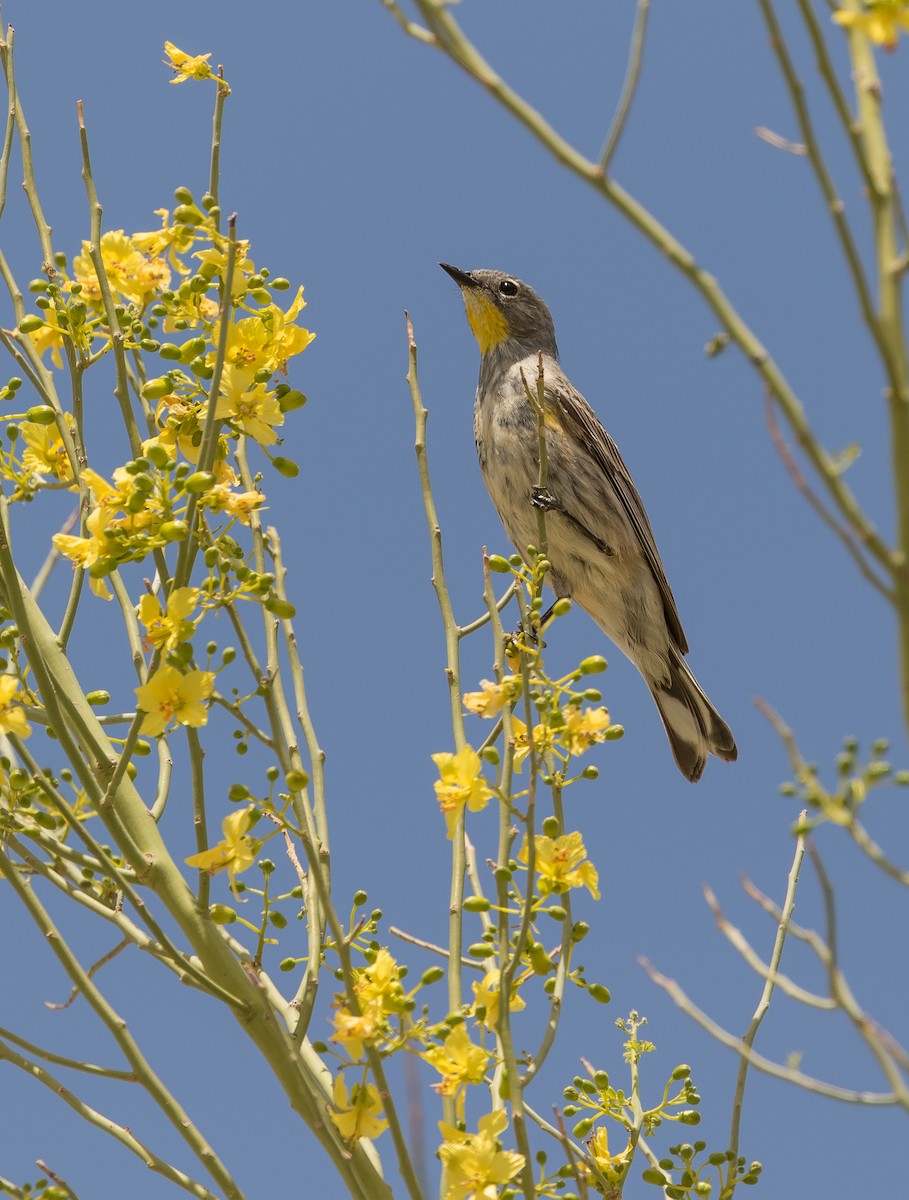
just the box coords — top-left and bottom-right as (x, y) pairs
(649, 648), (737, 783)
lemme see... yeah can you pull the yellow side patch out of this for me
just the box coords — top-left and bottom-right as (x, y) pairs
(463, 291), (510, 354)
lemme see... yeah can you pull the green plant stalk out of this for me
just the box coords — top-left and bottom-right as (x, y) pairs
(0, 1038), (220, 1200)
(724, 827), (805, 1193)
(839, 23), (909, 735)
(0, 22), (53, 267)
(265, 526), (328, 1036)
(77, 102), (143, 461)
(406, 314), (466, 1137)
(484, 559), (535, 1200)
(172, 219), (238, 591)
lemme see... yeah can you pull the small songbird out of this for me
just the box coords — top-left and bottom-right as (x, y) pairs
(441, 263), (737, 782)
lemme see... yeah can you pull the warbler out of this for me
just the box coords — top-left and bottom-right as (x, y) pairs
(441, 263), (737, 782)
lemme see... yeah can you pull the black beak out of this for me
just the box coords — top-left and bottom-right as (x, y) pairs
(440, 262), (476, 288)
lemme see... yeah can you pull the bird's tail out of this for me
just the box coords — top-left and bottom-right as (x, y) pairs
(649, 647), (737, 783)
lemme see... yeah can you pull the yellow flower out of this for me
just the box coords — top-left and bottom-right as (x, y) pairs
(21, 414), (75, 482)
(432, 746), (495, 837)
(216, 365), (284, 445)
(215, 291), (314, 374)
(138, 587), (200, 652)
(355, 948), (407, 1015)
(587, 1126), (632, 1184)
(437, 1109), (525, 1200)
(52, 505), (118, 599)
(185, 807), (257, 879)
(463, 676), (520, 719)
(135, 665), (214, 736)
(561, 705), (611, 757)
(509, 715), (557, 772)
(202, 483), (265, 524)
(132, 208), (196, 269)
(163, 41), (227, 88)
(0, 676), (31, 739)
(332, 1002), (383, 1060)
(422, 1023), (492, 1120)
(470, 968), (525, 1032)
(73, 231), (169, 307)
(329, 1075), (389, 1143)
(833, 1), (909, 49)
(519, 831), (600, 900)
(194, 241), (255, 301)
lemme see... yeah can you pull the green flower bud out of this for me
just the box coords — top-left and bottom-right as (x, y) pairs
(269, 910), (287, 929)
(182, 471), (215, 494)
(286, 769), (309, 791)
(145, 443), (172, 470)
(25, 406), (57, 425)
(581, 764), (599, 780)
(17, 314), (44, 333)
(421, 966), (445, 986)
(133, 740), (152, 757)
(173, 203), (204, 226)
(572, 1117), (594, 1139)
(279, 957), (298, 972)
(158, 342), (184, 360)
(671, 1064), (691, 1080)
(678, 1111), (701, 1125)
(142, 377), (173, 400)
(480, 745), (499, 765)
(86, 690), (110, 706)
(264, 597), (296, 619)
(588, 983), (611, 1004)
(159, 519), (189, 542)
(551, 597), (572, 616)
(604, 724), (624, 740)
(174, 186), (195, 205)
(34, 295), (51, 310)
(571, 921), (589, 943)
(487, 554), (512, 573)
(467, 943), (496, 959)
(542, 815), (559, 837)
(642, 1170), (670, 1186)
(209, 905), (237, 924)
(228, 783), (250, 802)
(200, 192), (216, 210)
(180, 336), (207, 363)
(278, 389), (307, 413)
(593, 1070), (609, 1089)
(88, 558), (118, 580)
(270, 277), (291, 291)
(463, 896), (490, 912)
(271, 456), (300, 479)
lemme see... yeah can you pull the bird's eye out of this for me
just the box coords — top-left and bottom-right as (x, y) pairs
(498, 279), (519, 297)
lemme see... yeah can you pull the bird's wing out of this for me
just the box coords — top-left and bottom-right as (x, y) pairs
(553, 381), (689, 654)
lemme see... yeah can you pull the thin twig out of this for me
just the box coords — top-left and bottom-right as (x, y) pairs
(598, 0), (650, 175)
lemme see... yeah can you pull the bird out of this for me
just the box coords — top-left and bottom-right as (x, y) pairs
(440, 263), (737, 782)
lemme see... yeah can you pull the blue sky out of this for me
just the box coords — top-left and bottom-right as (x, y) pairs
(2, 3), (907, 1198)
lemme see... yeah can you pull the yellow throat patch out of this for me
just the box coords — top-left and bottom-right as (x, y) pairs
(462, 290), (510, 354)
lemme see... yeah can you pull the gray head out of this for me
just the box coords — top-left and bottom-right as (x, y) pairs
(440, 264), (559, 366)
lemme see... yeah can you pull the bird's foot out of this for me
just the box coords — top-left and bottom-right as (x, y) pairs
(531, 485), (560, 513)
